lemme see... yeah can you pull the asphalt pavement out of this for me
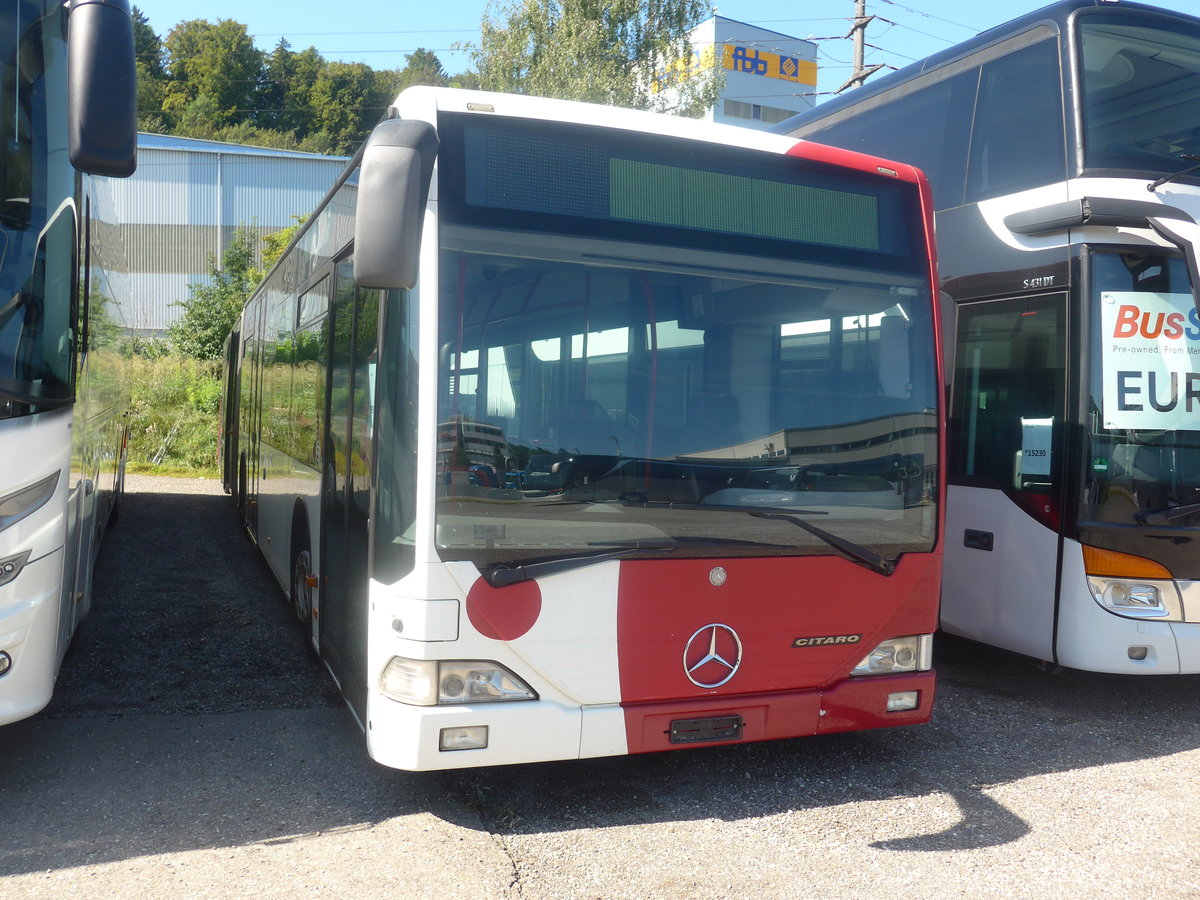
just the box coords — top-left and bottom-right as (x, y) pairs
(1, 474), (1198, 899)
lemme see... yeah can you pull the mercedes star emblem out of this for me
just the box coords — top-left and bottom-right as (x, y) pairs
(683, 623), (743, 688)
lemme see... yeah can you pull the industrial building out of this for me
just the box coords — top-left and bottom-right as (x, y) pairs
(689, 16), (819, 130)
(111, 134), (347, 335)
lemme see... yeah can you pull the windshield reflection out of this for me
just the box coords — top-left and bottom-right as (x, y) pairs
(435, 232), (939, 568)
(1081, 16), (1200, 175)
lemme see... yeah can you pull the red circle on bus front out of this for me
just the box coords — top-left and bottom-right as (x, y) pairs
(466, 578), (541, 641)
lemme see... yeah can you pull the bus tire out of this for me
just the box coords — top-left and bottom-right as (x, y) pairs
(291, 540), (318, 659)
(236, 454), (247, 517)
(109, 462), (125, 527)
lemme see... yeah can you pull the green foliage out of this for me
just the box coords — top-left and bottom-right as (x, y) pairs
(162, 19), (264, 128)
(135, 11), (465, 155)
(123, 355), (223, 473)
(261, 214), (307, 276)
(168, 227), (260, 360)
(469, 0), (721, 116)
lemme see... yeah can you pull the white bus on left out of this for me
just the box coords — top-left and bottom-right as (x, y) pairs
(0, 0), (137, 725)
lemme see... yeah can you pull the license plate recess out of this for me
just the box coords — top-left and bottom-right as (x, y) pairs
(669, 714), (745, 744)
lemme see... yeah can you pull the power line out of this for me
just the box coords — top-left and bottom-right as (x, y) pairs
(876, 0), (978, 33)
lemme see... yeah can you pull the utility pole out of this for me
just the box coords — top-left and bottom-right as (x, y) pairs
(836, 0), (885, 93)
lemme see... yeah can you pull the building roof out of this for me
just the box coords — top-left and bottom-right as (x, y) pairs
(138, 132), (349, 162)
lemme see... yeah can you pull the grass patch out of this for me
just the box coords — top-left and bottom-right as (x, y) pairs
(120, 354), (223, 476)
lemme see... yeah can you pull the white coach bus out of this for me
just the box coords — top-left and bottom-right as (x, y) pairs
(779, 0), (1200, 673)
(0, 0), (138, 724)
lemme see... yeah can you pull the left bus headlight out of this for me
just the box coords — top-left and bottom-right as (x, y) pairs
(0, 471), (60, 534)
(380, 657), (538, 706)
(851, 634), (933, 676)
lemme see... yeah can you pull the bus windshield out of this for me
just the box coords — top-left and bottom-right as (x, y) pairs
(1086, 251), (1200, 529)
(1079, 14), (1200, 176)
(0, 0), (74, 414)
(433, 118), (939, 571)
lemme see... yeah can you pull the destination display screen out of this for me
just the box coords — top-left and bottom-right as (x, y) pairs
(440, 113), (920, 265)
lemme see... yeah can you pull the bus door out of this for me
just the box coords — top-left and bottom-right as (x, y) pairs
(220, 328), (240, 494)
(319, 258), (377, 718)
(943, 293), (1068, 661)
(239, 302), (266, 531)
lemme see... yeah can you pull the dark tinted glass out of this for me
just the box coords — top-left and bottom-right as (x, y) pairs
(951, 295), (1066, 507)
(1080, 16), (1200, 176)
(966, 40), (1066, 201)
(803, 70), (977, 209)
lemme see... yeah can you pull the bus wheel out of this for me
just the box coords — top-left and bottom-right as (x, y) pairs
(291, 545), (318, 658)
(237, 455), (247, 517)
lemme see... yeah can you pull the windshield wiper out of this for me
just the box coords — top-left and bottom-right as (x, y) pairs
(748, 511), (895, 576)
(1149, 154), (1200, 192)
(1136, 501), (1200, 526)
(483, 545), (677, 587)
(621, 499), (894, 576)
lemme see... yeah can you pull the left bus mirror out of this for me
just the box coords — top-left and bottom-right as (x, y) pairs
(354, 118), (439, 291)
(68, 0), (137, 177)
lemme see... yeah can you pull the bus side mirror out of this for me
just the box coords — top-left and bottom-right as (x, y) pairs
(68, 0), (137, 177)
(354, 118), (439, 291)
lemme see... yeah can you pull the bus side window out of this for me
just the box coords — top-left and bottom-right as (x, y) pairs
(966, 40), (1066, 202)
(806, 69), (975, 209)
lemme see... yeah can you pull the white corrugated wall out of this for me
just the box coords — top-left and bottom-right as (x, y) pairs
(109, 136), (348, 333)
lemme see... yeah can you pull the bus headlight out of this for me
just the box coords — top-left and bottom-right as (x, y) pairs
(851, 635), (933, 676)
(380, 657), (537, 706)
(1087, 578), (1177, 619)
(0, 471), (60, 534)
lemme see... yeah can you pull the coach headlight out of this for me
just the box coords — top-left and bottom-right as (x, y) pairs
(851, 634), (933, 676)
(1087, 578), (1179, 620)
(0, 471), (60, 534)
(380, 657), (537, 706)
(1082, 545), (1181, 621)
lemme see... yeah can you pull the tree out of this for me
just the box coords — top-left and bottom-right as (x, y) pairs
(469, 0), (721, 116)
(396, 48), (450, 91)
(162, 20), (265, 130)
(261, 41), (326, 138)
(169, 228), (260, 360)
(132, 6), (164, 76)
(133, 7), (168, 131)
(261, 215), (307, 274)
(307, 61), (391, 154)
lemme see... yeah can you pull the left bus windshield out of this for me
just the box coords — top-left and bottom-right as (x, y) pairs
(1079, 14), (1200, 176)
(434, 118), (939, 571)
(0, 0), (74, 414)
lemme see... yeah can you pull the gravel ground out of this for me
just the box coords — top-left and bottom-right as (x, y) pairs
(1, 474), (1198, 898)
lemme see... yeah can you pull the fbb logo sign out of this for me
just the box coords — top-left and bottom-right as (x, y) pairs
(1102, 293), (1200, 430)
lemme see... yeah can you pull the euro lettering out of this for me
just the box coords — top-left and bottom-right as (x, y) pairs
(1117, 370), (1200, 412)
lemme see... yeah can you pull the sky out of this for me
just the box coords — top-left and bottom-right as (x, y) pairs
(134, 0), (1200, 101)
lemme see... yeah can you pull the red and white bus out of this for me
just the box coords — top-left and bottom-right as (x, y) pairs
(221, 87), (944, 770)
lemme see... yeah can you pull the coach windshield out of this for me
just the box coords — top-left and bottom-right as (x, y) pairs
(1079, 14), (1200, 179)
(0, 0), (75, 417)
(1083, 251), (1200, 577)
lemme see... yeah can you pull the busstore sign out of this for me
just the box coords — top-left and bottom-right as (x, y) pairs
(1101, 291), (1200, 429)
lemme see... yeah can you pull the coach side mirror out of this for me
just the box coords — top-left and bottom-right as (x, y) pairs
(354, 118), (439, 290)
(68, 0), (137, 177)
